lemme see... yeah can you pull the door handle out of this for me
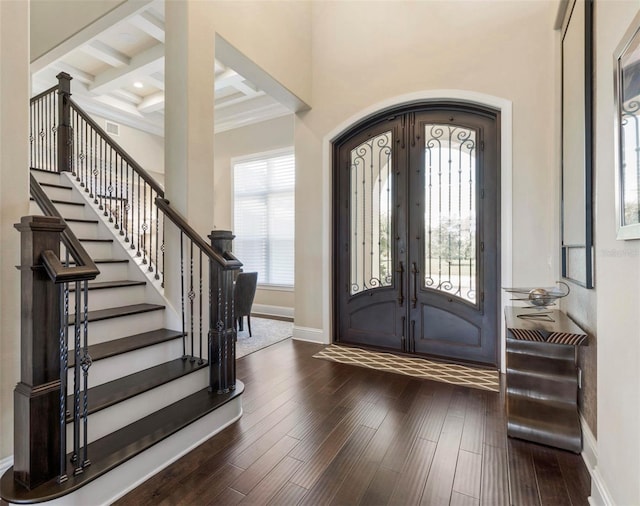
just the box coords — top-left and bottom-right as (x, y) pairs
(401, 316), (406, 352)
(411, 262), (418, 308)
(397, 262), (404, 306)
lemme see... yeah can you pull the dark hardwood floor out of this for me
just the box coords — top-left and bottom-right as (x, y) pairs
(115, 339), (590, 506)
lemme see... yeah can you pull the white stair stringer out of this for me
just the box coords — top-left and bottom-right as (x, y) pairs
(60, 171), (172, 312)
(65, 368), (209, 446)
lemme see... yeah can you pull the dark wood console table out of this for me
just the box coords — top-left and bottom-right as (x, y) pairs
(504, 307), (587, 453)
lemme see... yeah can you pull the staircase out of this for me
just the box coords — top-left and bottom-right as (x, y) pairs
(0, 74), (243, 505)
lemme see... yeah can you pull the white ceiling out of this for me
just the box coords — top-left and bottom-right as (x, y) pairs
(31, 0), (292, 137)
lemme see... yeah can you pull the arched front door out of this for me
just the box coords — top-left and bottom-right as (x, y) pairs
(333, 104), (500, 366)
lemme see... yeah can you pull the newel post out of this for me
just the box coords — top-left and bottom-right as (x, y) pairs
(208, 231), (237, 394)
(13, 216), (66, 489)
(56, 72), (72, 173)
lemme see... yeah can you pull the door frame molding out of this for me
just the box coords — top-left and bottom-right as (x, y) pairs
(319, 90), (513, 372)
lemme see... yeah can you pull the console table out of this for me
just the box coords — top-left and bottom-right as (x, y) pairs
(504, 307), (587, 453)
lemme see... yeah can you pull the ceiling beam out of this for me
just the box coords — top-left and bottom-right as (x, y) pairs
(89, 44), (164, 95)
(146, 72), (165, 90)
(30, 0), (154, 72)
(45, 62), (95, 86)
(128, 11), (165, 43)
(93, 94), (145, 118)
(111, 89), (143, 105)
(80, 40), (130, 68)
(138, 91), (164, 113)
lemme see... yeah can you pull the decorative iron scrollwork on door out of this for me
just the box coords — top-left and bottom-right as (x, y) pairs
(423, 124), (477, 304)
(350, 131), (394, 295)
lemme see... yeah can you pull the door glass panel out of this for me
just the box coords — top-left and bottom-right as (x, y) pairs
(423, 124), (477, 303)
(350, 131), (393, 295)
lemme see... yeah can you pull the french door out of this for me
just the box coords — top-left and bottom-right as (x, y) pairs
(333, 105), (499, 366)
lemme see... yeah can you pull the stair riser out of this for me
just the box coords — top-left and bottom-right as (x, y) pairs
(32, 170), (63, 185)
(66, 221), (100, 239)
(70, 241), (113, 258)
(66, 368), (209, 445)
(41, 186), (74, 201)
(66, 339), (184, 390)
(69, 310), (165, 344)
(69, 284), (147, 311)
(53, 202), (89, 220)
(506, 372), (577, 404)
(88, 262), (129, 282)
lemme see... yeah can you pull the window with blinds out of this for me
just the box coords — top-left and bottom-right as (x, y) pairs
(233, 149), (295, 288)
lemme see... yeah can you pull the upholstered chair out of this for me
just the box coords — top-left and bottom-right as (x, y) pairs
(234, 272), (258, 337)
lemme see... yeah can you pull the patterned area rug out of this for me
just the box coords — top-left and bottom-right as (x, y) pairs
(313, 344), (500, 392)
(236, 316), (293, 359)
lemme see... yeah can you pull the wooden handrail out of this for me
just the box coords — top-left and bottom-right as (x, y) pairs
(41, 250), (99, 283)
(30, 85), (57, 104)
(69, 100), (165, 196)
(155, 197), (242, 270)
(30, 175), (99, 281)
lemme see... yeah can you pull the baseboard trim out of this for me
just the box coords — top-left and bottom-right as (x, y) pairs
(581, 415), (597, 476)
(292, 325), (328, 344)
(589, 467), (615, 506)
(580, 415), (614, 506)
(252, 304), (294, 319)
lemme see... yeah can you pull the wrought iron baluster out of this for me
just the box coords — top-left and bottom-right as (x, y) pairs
(57, 282), (69, 483)
(154, 199), (159, 278)
(161, 219), (165, 288)
(72, 280), (82, 475)
(125, 162), (131, 244)
(136, 174), (141, 257)
(80, 280), (91, 468)
(180, 232), (186, 359)
(91, 130), (97, 201)
(142, 182), (148, 266)
(107, 148), (113, 221)
(199, 249), (203, 364)
(189, 240), (195, 361)
(114, 154), (120, 230)
(96, 137), (107, 211)
(118, 155), (124, 234)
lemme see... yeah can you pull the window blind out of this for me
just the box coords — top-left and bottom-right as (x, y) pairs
(233, 150), (295, 287)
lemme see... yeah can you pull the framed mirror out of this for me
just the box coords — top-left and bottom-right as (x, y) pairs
(614, 10), (640, 240)
(561, 0), (594, 288)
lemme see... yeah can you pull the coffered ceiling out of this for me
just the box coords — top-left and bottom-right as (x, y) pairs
(31, 0), (292, 137)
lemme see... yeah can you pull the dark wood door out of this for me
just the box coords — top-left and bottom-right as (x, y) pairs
(334, 105), (499, 366)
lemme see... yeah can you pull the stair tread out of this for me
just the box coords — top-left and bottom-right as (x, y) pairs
(78, 238), (113, 243)
(69, 258), (128, 265)
(65, 218), (99, 224)
(0, 383), (244, 504)
(68, 279), (146, 292)
(68, 303), (164, 325)
(40, 182), (73, 190)
(66, 357), (207, 420)
(30, 167), (59, 174)
(68, 328), (185, 366)
(29, 196), (84, 206)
